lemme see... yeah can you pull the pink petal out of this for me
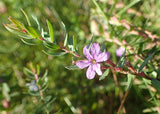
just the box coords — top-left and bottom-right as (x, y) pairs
(83, 45), (93, 60)
(96, 52), (110, 62)
(93, 63), (102, 75)
(90, 43), (100, 58)
(86, 65), (95, 79)
(76, 60), (91, 69)
(116, 47), (125, 57)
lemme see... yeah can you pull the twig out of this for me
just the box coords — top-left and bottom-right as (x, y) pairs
(61, 47), (81, 58)
(103, 60), (160, 81)
(33, 69), (49, 114)
(33, 70), (44, 100)
(111, 69), (119, 86)
(111, 69), (127, 114)
(117, 91), (129, 114)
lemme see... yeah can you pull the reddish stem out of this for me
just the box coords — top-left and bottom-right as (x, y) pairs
(61, 47), (81, 58)
(33, 70), (44, 100)
(103, 60), (160, 81)
(106, 60), (116, 67)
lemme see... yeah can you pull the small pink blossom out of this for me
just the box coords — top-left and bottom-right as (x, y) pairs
(116, 47), (125, 57)
(76, 43), (110, 79)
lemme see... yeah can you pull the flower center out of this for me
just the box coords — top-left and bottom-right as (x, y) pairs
(91, 59), (96, 64)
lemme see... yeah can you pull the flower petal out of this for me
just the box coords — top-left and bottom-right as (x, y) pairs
(76, 60), (91, 69)
(93, 63), (102, 75)
(96, 52), (110, 62)
(86, 65), (95, 79)
(116, 47), (125, 57)
(90, 43), (100, 58)
(83, 45), (93, 60)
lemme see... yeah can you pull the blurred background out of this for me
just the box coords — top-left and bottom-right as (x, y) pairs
(0, 0), (160, 113)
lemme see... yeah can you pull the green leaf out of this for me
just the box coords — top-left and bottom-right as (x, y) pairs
(65, 65), (79, 70)
(47, 20), (54, 43)
(138, 43), (143, 54)
(4, 24), (29, 37)
(36, 65), (40, 76)
(143, 78), (160, 106)
(18, 34), (33, 39)
(44, 95), (52, 102)
(35, 104), (46, 114)
(43, 42), (59, 50)
(42, 77), (48, 87)
(21, 9), (31, 26)
(43, 50), (67, 56)
(68, 37), (74, 51)
(54, 109), (61, 114)
(8, 16), (25, 30)
(101, 43), (106, 52)
(143, 107), (158, 113)
(157, 66), (160, 79)
(21, 39), (37, 45)
(151, 79), (160, 92)
(91, 0), (108, 23)
(99, 69), (110, 80)
(23, 67), (35, 78)
(88, 34), (94, 50)
(4, 24), (19, 32)
(36, 78), (42, 85)
(29, 90), (40, 96)
(24, 26), (40, 39)
(46, 97), (56, 107)
(138, 53), (154, 73)
(2, 83), (10, 101)
(73, 36), (77, 52)
(61, 22), (68, 47)
(126, 74), (135, 91)
(41, 70), (48, 81)
(32, 16), (41, 32)
(4, 23), (33, 39)
(41, 84), (49, 92)
(118, 0), (141, 16)
(64, 97), (78, 113)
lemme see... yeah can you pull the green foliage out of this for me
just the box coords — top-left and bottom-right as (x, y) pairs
(1, 0), (160, 113)
(99, 69), (110, 80)
(43, 50), (67, 56)
(157, 66), (160, 79)
(23, 67), (35, 78)
(126, 74), (135, 91)
(138, 53), (155, 73)
(24, 65), (57, 113)
(43, 42), (59, 50)
(118, 0), (141, 16)
(21, 9), (31, 26)
(46, 20), (54, 43)
(65, 65), (79, 70)
(24, 26), (40, 39)
(151, 79), (160, 92)
(62, 22), (68, 47)
(87, 34), (94, 50)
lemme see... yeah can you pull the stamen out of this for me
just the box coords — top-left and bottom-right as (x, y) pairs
(91, 59), (96, 64)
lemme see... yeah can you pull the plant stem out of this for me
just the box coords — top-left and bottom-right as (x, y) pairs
(104, 60), (160, 81)
(117, 91), (129, 114)
(61, 47), (81, 58)
(33, 70), (50, 114)
(33, 70), (44, 100)
(92, 0), (109, 23)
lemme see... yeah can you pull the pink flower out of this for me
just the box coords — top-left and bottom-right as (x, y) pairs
(116, 47), (125, 57)
(76, 43), (110, 79)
